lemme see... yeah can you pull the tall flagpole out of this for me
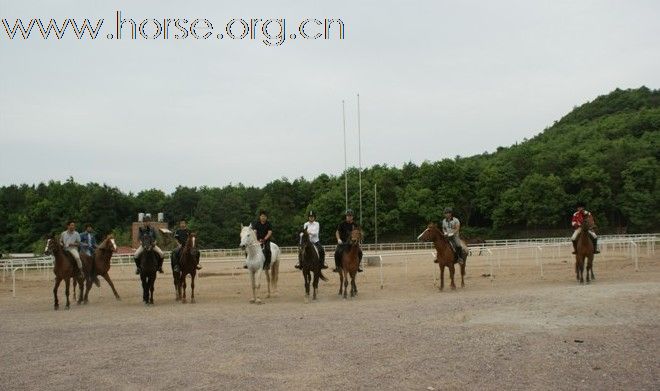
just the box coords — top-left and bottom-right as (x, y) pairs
(357, 93), (363, 226)
(342, 100), (348, 212)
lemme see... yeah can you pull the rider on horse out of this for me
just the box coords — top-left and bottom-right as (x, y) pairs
(441, 207), (465, 265)
(571, 201), (599, 254)
(133, 215), (164, 274)
(252, 210), (273, 269)
(295, 210), (329, 270)
(334, 209), (363, 273)
(171, 219), (201, 273)
(79, 223), (97, 257)
(59, 220), (85, 279)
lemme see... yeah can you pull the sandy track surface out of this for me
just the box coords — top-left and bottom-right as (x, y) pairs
(1, 250), (658, 390)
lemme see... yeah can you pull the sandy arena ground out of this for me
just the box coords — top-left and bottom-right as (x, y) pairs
(1, 247), (658, 390)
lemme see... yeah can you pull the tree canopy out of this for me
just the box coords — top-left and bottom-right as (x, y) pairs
(1, 87), (658, 252)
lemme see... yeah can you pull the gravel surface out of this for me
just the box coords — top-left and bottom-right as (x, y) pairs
(1, 250), (658, 390)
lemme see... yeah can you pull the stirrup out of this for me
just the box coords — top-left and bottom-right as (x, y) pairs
(195, 265), (202, 270)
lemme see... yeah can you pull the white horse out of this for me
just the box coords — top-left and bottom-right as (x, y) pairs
(239, 224), (280, 304)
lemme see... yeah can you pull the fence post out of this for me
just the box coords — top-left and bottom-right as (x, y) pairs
(630, 241), (639, 272)
(536, 246), (544, 279)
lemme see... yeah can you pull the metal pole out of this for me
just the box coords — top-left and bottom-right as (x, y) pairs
(342, 100), (348, 212)
(374, 183), (378, 250)
(357, 93), (363, 226)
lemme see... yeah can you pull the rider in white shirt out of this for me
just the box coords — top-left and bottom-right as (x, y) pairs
(441, 207), (465, 265)
(295, 211), (328, 269)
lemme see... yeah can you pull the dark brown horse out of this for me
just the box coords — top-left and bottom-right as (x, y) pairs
(339, 228), (362, 299)
(138, 234), (159, 305)
(45, 234), (84, 309)
(575, 216), (596, 284)
(175, 233), (199, 303)
(418, 223), (468, 291)
(80, 234), (121, 303)
(299, 228), (328, 302)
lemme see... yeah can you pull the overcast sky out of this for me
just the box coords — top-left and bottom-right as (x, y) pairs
(1, 0), (659, 193)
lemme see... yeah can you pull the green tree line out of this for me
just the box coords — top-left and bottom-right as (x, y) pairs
(1, 87), (658, 253)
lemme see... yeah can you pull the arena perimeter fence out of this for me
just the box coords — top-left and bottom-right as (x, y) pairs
(2, 234), (656, 297)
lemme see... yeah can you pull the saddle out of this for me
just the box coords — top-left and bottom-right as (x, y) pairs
(63, 251), (81, 273)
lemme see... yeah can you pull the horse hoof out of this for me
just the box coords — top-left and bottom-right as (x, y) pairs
(249, 298), (256, 303)
(115, 296), (122, 301)
(54, 305), (59, 311)
(83, 300), (88, 305)
(255, 298), (263, 304)
(65, 305), (70, 310)
(266, 294), (271, 299)
(191, 298), (195, 304)
(182, 299), (187, 304)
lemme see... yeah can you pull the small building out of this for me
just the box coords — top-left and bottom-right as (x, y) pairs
(131, 213), (170, 249)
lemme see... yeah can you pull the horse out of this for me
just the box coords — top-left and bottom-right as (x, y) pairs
(418, 223), (468, 291)
(138, 234), (159, 305)
(299, 228), (328, 302)
(79, 234), (121, 303)
(338, 228), (362, 299)
(239, 224), (280, 304)
(45, 234), (84, 310)
(175, 232), (200, 303)
(575, 216), (596, 284)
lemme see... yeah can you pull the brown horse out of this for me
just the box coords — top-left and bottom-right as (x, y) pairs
(418, 223), (468, 291)
(299, 228), (328, 302)
(45, 234), (84, 309)
(79, 234), (121, 303)
(175, 232), (199, 303)
(339, 228), (362, 299)
(575, 216), (596, 284)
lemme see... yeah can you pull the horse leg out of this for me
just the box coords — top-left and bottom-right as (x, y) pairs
(350, 271), (357, 297)
(249, 271), (256, 303)
(83, 277), (91, 304)
(190, 273), (195, 303)
(589, 256), (595, 280)
(577, 256), (584, 284)
(265, 269), (271, 298)
(338, 269), (344, 296)
(182, 275), (187, 303)
(255, 269), (263, 304)
(343, 270), (349, 299)
(53, 277), (61, 310)
(449, 264), (456, 290)
(271, 260), (279, 294)
(141, 275), (148, 303)
(304, 270), (310, 300)
(460, 263), (466, 288)
(313, 270), (319, 300)
(439, 265), (445, 291)
(64, 278), (71, 309)
(102, 273), (121, 300)
(586, 256), (593, 284)
(149, 274), (155, 304)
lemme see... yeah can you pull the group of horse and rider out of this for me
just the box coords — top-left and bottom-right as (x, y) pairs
(49, 201), (600, 306)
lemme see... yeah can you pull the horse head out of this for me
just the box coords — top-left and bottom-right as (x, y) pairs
(417, 223), (440, 242)
(186, 232), (197, 250)
(44, 233), (59, 255)
(98, 234), (117, 252)
(300, 228), (310, 245)
(239, 224), (255, 250)
(141, 234), (155, 251)
(349, 228), (362, 244)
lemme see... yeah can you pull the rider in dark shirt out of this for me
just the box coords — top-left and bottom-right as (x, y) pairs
(172, 219), (201, 272)
(334, 209), (363, 273)
(251, 210), (273, 269)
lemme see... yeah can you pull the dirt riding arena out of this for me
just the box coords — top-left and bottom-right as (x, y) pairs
(1, 244), (659, 390)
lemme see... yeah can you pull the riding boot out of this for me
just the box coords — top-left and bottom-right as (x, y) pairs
(357, 252), (363, 273)
(592, 238), (600, 254)
(457, 247), (465, 266)
(171, 253), (180, 273)
(134, 258), (141, 275)
(571, 240), (577, 254)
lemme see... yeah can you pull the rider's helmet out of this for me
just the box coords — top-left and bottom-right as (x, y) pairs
(444, 207), (453, 214)
(345, 209), (354, 216)
(308, 210), (316, 218)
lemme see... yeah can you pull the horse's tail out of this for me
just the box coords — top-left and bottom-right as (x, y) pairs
(319, 270), (328, 282)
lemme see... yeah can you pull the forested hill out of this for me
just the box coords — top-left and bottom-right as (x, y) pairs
(1, 87), (658, 252)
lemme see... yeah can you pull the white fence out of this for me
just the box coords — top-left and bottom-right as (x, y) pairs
(2, 233), (657, 296)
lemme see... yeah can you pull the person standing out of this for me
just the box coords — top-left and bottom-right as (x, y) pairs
(60, 220), (84, 279)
